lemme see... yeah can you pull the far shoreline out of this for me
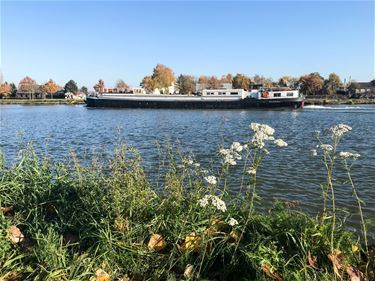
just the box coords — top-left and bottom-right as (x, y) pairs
(0, 98), (374, 106)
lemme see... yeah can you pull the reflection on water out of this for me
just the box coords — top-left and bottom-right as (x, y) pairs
(1, 104), (375, 236)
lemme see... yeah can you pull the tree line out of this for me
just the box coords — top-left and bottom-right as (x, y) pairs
(0, 64), (368, 98)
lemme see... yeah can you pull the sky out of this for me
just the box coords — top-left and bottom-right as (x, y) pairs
(0, 1), (374, 89)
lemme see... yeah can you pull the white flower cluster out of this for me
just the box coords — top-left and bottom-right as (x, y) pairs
(199, 195), (227, 212)
(182, 158), (200, 167)
(329, 124), (352, 137)
(219, 142), (243, 166)
(247, 167), (257, 176)
(274, 139), (288, 147)
(228, 218), (239, 226)
(319, 144), (333, 152)
(339, 151), (360, 159)
(204, 175), (217, 185)
(250, 123), (275, 148)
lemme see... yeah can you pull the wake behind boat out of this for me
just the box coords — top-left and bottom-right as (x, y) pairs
(86, 88), (304, 109)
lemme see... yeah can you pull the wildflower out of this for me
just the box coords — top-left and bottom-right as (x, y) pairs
(183, 158), (194, 165)
(194, 162), (200, 167)
(319, 144), (333, 152)
(198, 196), (209, 207)
(204, 175), (217, 185)
(274, 139), (288, 147)
(329, 124), (352, 137)
(250, 123), (275, 149)
(339, 151), (360, 159)
(198, 195), (227, 212)
(228, 218), (239, 226)
(310, 149), (318, 156)
(247, 168), (256, 176)
(230, 142), (243, 152)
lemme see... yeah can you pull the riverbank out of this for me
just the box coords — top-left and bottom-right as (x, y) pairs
(0, 99), (85, 105)
(1, 98), (374, 106)
(305, 98), (375, 105)
(0, 123), (373, 280)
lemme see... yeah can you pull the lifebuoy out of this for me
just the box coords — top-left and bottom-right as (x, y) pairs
(261, 91), (269, 98)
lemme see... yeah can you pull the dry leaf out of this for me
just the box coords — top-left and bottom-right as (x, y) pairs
(148, 234), (167, 252)
(227, 230), (240, 243)
(122, 274), (130, 281)
(114, 216), (129, 232)
(346, 266), (365, 281)
(183, 264), (193, 279)
(1, 272), (19, 281)
(261, 263), (283, 281)
(0, 206), (13, 214)
(8, 225), (24, 244)
(328, 250), (343, 277)
(95, 269), (110, 281)
(307, 251), (319, 270)
(178, 232), (201, 253)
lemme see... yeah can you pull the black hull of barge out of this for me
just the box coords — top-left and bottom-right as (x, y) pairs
(86, 97), (304, 109)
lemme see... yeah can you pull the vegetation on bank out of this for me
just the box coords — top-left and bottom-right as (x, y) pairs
(0, 124), (373, 280)
(1, 64), (374, 98)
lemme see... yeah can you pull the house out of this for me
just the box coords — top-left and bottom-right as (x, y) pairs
(65, 91), (86, 100)
(354, 81), (375, 96)
(16, 91), (46, 99)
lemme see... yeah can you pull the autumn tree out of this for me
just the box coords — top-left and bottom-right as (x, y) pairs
(140, 76), (155, 92)
(42, 79), (60, 98)
(278, 76), (299, 88)
(18, 76), (38, 93)
(232, 74), (251, 90)
(299, 73), (324, 96)
(177, 75), (196, 95)
(197, 75), (209, 90)
(323, 73), (343, 95)
(208, 76), (221, 89)
(0, 82), (12, 98)
(221, 73), (233, 84)
(141, 64), (175, 93)
(94, 79), (105, 93)
(64, 80), (78, 93)
(116, 79), (130, 92)
(252, 75), (274, 87)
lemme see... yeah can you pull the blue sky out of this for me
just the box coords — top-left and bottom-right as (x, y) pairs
(1, 1), (374, 89)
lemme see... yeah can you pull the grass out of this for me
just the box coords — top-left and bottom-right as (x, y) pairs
(0, 124), (373, 281)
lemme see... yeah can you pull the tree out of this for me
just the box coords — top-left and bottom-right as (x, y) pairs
(299, 73), (324, 96)
(221, 73), (233, 84)
(323, 73), (343, 95)
(10, 83), (17, 97)
(116, 79), (130, 92)
(64, 80), (78, 94)
(140, 76), (155, 92)
(278, 76), (299, 88)
(0, 82), (12, 98)
(18, 76), (38, 98)
(177, 75), (196, 95)
(141, 64), (175, 93)
(348, 81), (359, 96)
(80, 86), (88, 94)
(252, 75), (274, 87)
(198, 75), (209, 89)
(94, 79), (105, 93)
(42, 79), (60, 98)
(151, 64), (175, 90)
(232, 74), (251, 90)
(208, 76), (221, 89)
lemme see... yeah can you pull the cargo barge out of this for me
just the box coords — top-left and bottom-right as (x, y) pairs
(86, 88), (304, 109)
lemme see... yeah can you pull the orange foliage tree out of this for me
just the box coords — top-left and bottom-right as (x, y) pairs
(299, 73), (324, 96)
(94, 79), (105, 93)
(141, 64), (175, 93)
(232, 74), (251, 90)
(18, 76), (38, 93)
(42, 79), (61, 98)
(0, 82), (12, 97)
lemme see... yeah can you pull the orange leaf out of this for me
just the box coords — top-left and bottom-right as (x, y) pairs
(307, 251), (319, 270)
(148, 234), (167, 252)
(346, 265), (365, 281)
(328, 250), (343, 278)
(8, 225), (24, 244)
(261, 263), (283, 281)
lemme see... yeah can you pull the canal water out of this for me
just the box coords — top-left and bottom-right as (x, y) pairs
(1, 104), (374, 236)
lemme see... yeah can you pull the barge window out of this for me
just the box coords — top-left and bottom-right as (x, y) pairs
(273, 93), (281, 97)
(230, 92), (238, 95)
(287, 92), (294, 96)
